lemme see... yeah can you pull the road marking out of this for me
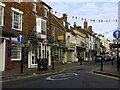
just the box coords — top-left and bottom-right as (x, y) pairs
(89, 72), (119, 80)
(46, 73), (78, 81)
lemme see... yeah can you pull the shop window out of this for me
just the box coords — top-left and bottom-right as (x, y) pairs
(11, 42), (21, 61)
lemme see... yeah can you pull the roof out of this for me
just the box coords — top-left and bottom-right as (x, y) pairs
(51, 14), (66, 31)
(40, 1), (52, 9)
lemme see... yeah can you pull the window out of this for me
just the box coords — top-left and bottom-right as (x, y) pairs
(36, 18), (46, 35)
(44, 8), (47, 18)
(41, 19), (46, 35)
(14, 0), (21, 3)
(0, 4), (5, 26)
(32, 2), (37, 13)
(12, 8), (23, 31)
(11, 42), (21, 61)
(63, 21), (65, 27)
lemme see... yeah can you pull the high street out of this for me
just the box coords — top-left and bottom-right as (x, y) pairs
(2, 61), (119, 89)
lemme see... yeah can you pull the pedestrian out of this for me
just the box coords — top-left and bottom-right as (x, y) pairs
(78, 56), (83, 65)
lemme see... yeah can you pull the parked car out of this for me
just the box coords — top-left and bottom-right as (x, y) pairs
(95, 55), (104, 62)
(95, 55), (109, 62)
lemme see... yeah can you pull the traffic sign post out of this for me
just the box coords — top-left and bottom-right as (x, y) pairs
(43, 39), (48, 70)
(113, 29), (120, 72)
(17, 34), (24, 73)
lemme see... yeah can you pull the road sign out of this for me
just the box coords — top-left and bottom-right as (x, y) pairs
(43, 39), (48, 45)
(113, 29), (120, 39)
(17, 34), (24, 42)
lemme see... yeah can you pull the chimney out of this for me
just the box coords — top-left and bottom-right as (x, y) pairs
(84, 21), (88, 29)
(62, 13), (67, 22)
(88, 26), (92, 31)
(74, 22), (76, 29)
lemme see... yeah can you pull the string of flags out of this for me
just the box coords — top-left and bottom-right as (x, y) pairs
(101, 29), (116, 35)
(51, 10), (118, 23)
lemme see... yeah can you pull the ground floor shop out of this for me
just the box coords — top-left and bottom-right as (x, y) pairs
(28, 42), (51, 69)
(0, 37), (25, 71)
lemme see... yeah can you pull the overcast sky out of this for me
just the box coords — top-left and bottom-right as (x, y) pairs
(44, 0), (119, 41)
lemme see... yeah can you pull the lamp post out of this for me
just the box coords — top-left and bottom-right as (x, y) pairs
(116, 31), (119, 72)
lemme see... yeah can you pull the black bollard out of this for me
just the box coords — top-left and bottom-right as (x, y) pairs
(101, 56), (103, 71)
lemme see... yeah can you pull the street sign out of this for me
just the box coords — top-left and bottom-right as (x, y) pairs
(113, 29), (120, 39)
(43, 39), (48, 45)
(17, 34), (24, 42)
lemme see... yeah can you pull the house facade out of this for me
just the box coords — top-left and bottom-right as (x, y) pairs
(0, 1), (52, 71)
(50, 13), (67, 64)
(98, 34), (110, 54)
(66, 28), (77, 63)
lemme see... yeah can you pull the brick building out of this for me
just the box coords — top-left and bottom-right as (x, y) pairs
(0, 1), (52, 71)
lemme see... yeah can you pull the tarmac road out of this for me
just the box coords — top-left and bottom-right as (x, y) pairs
(2, 61), (119, 89)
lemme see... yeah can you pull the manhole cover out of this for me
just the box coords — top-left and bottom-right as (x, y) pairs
(46, 73), (77, 81)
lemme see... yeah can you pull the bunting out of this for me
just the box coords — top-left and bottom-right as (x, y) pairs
(51, 10), (118, 23)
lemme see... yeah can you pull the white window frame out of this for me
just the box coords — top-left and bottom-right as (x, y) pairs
(32, 2), (37, 13)
(44, 7), (48, 18)
(0, 3), (5, 26)
(11, 41), (21, 61)
(36, 17), (46, 35)
(41, 19), (46, 35)
(14, 0), (21, 3)
(63, 21), (65, 27)
(11, 7), (23, 31)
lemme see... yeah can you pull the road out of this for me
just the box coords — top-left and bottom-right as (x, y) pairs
(2, 61), (119, 89)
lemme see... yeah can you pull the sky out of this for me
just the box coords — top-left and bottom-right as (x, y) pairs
(43, 0), (119, 42)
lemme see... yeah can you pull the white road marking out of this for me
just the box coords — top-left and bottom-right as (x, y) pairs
(46, 73), (78, 81)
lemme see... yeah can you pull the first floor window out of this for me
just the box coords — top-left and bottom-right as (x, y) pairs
(12, 8), (23, 31)
(44, 8), (48, 18)
(14, 0), (21, 3)
(0, 5), (4, 26)
(11, 42), (21, 61)
(41, 19), (46, 35)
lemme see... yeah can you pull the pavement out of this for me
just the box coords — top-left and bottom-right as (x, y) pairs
(1, 61), (120, 82)
(93, 63), (120, 78)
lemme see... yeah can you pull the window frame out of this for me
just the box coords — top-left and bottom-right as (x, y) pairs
(11, 41), (21, 61)
(14, 0), (21, 3)
(44, 7), (48, 18)
(32, 2), (37, 13)
(41, 19), (46, 35)
(11, 7), (23, 31)
(0, 3), (5, 26)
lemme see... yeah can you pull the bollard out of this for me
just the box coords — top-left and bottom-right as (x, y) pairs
(101, 56), (103, 71)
